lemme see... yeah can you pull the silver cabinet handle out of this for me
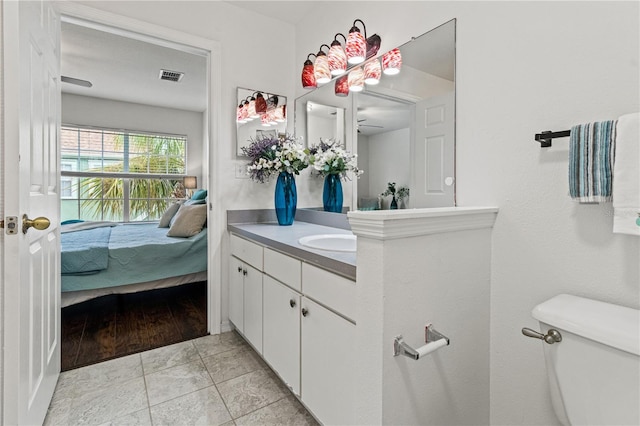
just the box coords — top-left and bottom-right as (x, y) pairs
(522, 327), (562, 344)
(289, 299), (296, 308)
(242, 268), (247, 276)
(237, 266), (242, 273)
(301, 308), (308, 317)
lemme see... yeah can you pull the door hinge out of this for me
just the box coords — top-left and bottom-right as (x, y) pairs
(1, 216), (19, 235)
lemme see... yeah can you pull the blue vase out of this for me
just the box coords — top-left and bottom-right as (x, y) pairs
(323, 174), (343, 213)
(274, 172), (297, 225)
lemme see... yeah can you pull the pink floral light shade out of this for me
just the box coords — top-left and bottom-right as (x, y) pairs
(328, 33), (347, 76)
(348, 66), (364, 92)
(382, 48), (402, 75)
(302, 54), (317, 89)
(346, 20), (366, 65)
(364, 59), (381, 85)
(335, 74), (349, 97)
(314, 44), (331, 84)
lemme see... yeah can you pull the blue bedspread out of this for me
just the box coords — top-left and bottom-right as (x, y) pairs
(61, 226), (112, 274)
(61, 223), (207, 292)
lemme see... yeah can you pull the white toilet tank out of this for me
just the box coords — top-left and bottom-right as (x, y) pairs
(532, 294), (640, 426)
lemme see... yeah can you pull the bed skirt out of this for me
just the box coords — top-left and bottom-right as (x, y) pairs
(61, 271), (208, 308)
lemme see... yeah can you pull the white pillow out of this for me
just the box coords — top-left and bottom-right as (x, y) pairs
(167, 204), (207, 237)
(158, 200), (184, 228)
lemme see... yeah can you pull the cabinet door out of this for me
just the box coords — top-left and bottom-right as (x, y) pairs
(229, 256), (244, 332)
(243, 263), (263, 354)
(263, 276), (301, 396)
(301, 298), (356, 425)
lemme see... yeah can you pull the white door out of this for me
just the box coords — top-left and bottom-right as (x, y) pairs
(411, 91), (455, 207)
(3, 1), (61, 424)
(243, 264), (263, 354)
(228, 257), (244, 332)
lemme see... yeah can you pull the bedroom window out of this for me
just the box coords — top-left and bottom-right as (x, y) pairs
(61, 125), (187, 223)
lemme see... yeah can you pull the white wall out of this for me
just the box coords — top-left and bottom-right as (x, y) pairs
(62, 94), (205, 183)
(294, 1), (639, 425)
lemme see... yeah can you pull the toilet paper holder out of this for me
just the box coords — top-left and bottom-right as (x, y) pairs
(394, 324), (450, 360)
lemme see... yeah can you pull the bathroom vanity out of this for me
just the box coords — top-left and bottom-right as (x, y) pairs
(227, 207), (498, 425)
(227, 210), (358, 424)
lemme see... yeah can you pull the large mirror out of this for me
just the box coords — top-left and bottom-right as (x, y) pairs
(295, 19), (456, 210)
(236, 87), (287, 156)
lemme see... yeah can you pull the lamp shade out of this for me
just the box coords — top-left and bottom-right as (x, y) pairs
(335, 74), (349, 97)
(348, 66), (364, 92)
(237, 103), (246, 123)
(314, 44), (331, 84)
(302, 55), (317, 89)
(364, 59), (381, 85)
(248, 97), (259, 119)
(346, 20), (367, 64)
(183, 176), (197, 189)
(328, 35), (347, 76)
(255, 92), (267, 114)
(382, 47), (402, 75)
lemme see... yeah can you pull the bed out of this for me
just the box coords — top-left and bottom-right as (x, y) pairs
(61, 221), (208, 307)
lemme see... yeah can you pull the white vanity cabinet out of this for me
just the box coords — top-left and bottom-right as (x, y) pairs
(263, 275), (301, 395)
(229, 235), (264, 354)
(300, 296), (356, 425)
(229, 232), (356, 425)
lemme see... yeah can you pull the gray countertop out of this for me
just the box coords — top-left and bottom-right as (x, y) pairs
(227, 221), (356, 280)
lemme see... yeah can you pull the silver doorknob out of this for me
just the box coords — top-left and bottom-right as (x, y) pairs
(22, 214), (50, 234)
(522, 327), (562, 344)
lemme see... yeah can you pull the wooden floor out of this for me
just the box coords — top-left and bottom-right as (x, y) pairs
(61, 281), (208, 371)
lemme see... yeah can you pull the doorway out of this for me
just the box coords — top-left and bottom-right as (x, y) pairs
(57, 6), (221, 369)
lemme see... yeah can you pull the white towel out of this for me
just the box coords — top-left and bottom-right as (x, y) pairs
(612, 112), (640, 236)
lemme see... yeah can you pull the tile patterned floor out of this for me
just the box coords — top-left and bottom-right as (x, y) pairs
(45, 331), (318, 426)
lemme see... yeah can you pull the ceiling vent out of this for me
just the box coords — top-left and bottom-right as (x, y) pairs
(159, 69), (184, 82)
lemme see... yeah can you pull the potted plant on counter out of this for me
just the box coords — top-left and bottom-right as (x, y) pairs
(243, 133), (308, 225)
(308, 138), (363, 213)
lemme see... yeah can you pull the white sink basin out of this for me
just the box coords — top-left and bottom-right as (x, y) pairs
(298, 234), (357, 252)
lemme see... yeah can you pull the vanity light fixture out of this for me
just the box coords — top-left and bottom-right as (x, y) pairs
(366, 34), (382, 59)
(382, 47), (402, 75)
(335, 74), (349, 97)
(346, 19), (367, 64)
(247, 96), (259, 119)
(348, 66), (365, 92)
(314, 44), (332, 84)
(274, 105), (286, 123)
(328, 33), (348, 76)
(364, 59), (382, 85)
(345, 19), (367, 65)
(302, 53), (317, 89)
(254, 92), (267, 114)
(236, 103), (247, 123)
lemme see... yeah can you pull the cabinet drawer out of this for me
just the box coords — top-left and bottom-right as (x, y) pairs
(230, 234), (263, 270)
(302, 264), (356, 322)
(264, 248), (301, 292)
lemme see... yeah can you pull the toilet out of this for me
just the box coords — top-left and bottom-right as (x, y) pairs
(531, 294), (640, 426)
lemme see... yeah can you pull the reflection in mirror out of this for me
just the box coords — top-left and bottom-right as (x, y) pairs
(295, 84), (351, 148)
(295, 19), (456, 210)
(306, 101), (345, 145)
(236, 87), (287, 156)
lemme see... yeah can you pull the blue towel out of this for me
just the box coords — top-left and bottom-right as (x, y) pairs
(569, 120), (617, 203)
